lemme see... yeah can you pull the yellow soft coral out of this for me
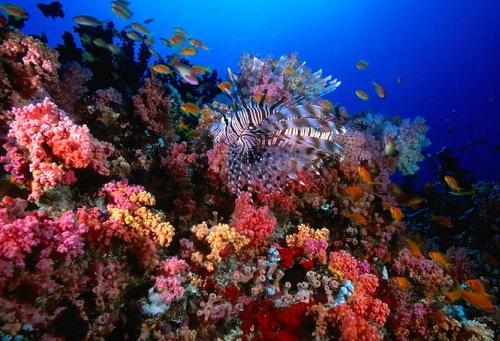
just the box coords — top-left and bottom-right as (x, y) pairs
(191, 222), (250, 264)
(108, 190), (175, 247)
(286, 224), (329, 247)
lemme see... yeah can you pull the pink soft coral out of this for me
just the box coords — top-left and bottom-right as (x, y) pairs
(2, 98), (114, 201)
(230, 192), (276, 248)
(0, 196), (87, 277)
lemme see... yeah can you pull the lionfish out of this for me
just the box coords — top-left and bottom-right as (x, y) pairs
(209, 55), (346, 194)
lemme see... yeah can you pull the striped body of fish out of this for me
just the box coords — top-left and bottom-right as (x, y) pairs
(209, 55), (345, 194)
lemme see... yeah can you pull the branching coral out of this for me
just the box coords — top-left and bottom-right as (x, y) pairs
(1, 98), (114, 201)
(0, 29), (60, 109)
(99, 180), (175, 247)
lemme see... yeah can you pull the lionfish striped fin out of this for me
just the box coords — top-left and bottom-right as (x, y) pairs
(257, 104), (331, 129)
(262, 134), (343, 156)
(210, 54), (345, 195)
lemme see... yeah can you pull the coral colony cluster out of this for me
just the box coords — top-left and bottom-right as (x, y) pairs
(0, 9), (498, 341)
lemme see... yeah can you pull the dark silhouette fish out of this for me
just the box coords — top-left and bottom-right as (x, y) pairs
(36, 1), (64, 19)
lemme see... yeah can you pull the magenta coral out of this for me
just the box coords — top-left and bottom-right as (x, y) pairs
(393, 249), (453, 293)
(0, 198), (87, 277)
(132, 78), (175, 142)
(2, 98), (114, 201)
(153, 257), (189, 303)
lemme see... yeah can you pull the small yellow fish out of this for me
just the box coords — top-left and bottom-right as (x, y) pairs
(397, 76), (403, 83)
(356, 60), (368, 70)
(355, 90), (369, 101)
(372, 80), (386, 99)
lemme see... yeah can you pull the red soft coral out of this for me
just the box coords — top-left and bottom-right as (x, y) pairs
(230, 192), (276, 248)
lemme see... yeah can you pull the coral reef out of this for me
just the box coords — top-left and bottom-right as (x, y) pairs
(0, 18), (497, 341)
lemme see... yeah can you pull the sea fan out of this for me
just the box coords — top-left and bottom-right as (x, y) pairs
(209, 54), (345, 194)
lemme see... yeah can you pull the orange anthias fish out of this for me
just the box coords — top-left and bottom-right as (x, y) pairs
(447, 283), (496, 311)
(405, 239), (423, 257)
(428, 251), (451, 268)
(431, 215), (453, 228)
(466, 279), (488, 295)
(338, 185), (364, 201)
(180, 47), (198, 56)
(372, 81), (386, 99)
(461, 289), (496, 312)
(444, 175), (464, 192)
(188, 38), (210, 51)
(389, 206), (404, 221)
(217, 81), (232, 94)
(191, 65), (211, 75)
(392, 277), (410, 291)
(174, 27), (188, 37)
(356, 60), (369, 70)
(169, 33), (185, 47)
(389, 183), (409, 201)
(316, 99), (334, 110)
(357, 165), (373, 185)
(402, 196), (425, 209)
(355, 90), (369, 101)
(346, 213), (368, 225)
(181, 102), (203, 116)
(151, 64), (173, 77)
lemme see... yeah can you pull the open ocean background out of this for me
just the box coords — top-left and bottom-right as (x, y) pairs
(14, 0), (500, 183)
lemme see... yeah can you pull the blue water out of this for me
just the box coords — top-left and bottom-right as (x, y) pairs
(14, 0), (500, 182)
